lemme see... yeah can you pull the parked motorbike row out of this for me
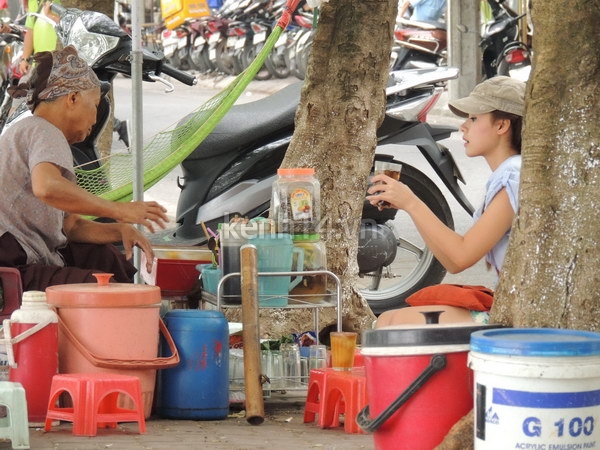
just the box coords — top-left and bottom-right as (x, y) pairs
(160, 0), (315, 80)
(390, 0), (532, 81)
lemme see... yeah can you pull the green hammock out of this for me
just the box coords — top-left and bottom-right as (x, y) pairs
(76, 0), (301, 203)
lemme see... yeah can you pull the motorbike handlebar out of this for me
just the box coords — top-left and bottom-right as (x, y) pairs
(159, 64), (198, 86)
(50, 3), (66, 16)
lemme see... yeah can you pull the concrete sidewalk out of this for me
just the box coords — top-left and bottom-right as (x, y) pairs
(22, 396), (374, 449)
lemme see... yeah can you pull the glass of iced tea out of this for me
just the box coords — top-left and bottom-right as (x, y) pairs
(373, 161), (402, 207)
(330, 331), (357, 370)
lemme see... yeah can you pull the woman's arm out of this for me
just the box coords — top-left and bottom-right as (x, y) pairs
(31, 162), (168, 232)
(367, 175), (515, 273)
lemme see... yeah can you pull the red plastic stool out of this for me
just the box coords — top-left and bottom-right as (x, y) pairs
(45, 373), (146, 437)
(320, 367), (368, 434)
(303, 368), (328, 426)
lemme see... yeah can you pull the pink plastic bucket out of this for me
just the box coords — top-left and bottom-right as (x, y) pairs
(46, 274), (179, 417)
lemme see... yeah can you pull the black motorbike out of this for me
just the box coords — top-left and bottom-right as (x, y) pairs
(481, 0), (531, 80)
(155, 67), (474, 314)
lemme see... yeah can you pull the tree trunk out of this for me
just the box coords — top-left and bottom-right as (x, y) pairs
(62, 0), (112, 16)
(491, 0), (600, 328)
(258, 0), (397, 337)
(439, 1), (600, 448)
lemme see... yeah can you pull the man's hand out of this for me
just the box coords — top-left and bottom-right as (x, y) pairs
(118, 224), (155, 272)
(115, 201), (169, 233)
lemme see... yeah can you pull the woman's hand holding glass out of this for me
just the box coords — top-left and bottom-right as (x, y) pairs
(366, 174), (417, 211)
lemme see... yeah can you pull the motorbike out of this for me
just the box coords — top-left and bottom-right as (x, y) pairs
(391, 18), (447, 71)
(481, 0), (531, 81)
(155, 67), (474, 314)
(0, 23), (24, 133)
(4, 4), (197, 168)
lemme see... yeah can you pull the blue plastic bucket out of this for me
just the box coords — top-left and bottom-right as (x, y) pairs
(157, 310), (229, 419)
(469, 328), (600, 449)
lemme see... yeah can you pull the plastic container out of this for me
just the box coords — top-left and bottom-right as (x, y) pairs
(197, 263), (221, 295)
(6, 291), (58, 425)
(271, 168), (320, 235)
(157, 310), (229, 420)
(152, 246), (213, 296)
(45, 274), (179, 418)
(358, 323), (499, 450)
(469, 328), (600, 449)
(220, 220), (272, 303)
(291, 233), (327, 302)
(247, 234), (303, 307)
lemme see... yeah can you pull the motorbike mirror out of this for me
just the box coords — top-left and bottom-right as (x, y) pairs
(100, 81), (111, 98)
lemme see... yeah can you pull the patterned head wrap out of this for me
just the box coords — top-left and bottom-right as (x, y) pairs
(9, 45), (107, 111)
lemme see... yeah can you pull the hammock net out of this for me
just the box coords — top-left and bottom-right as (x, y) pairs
(76, 0), (301, 203)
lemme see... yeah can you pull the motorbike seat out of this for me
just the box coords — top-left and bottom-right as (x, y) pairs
(397, 18), (446, 31)
(187, 81), (302, 160)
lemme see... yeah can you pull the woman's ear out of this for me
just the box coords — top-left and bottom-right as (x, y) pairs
(65, 92), (79, 108)
(496, 118), (511, 135)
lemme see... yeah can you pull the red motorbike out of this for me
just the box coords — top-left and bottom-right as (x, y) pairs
(391, 18), (447, 71)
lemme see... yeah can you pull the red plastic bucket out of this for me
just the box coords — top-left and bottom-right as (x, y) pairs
(358, 323), (498, 449)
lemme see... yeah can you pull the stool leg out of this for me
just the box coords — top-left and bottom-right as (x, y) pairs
(303, 381), (320, 424)
(8, 386), (30, 449)
(321, 388), (344, 429)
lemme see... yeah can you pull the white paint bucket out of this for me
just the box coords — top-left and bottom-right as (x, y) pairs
(469, 328), (600, 450)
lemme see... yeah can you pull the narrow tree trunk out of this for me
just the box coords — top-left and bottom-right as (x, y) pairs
(259, 0), (397, 336)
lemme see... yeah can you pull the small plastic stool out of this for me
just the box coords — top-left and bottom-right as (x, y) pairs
(45, 373), (146, 437)
(303, 368), (328, 426)
(320, 367), (368, 434)
(0, 381), (30, 449)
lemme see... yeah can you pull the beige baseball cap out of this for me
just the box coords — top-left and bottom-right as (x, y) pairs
(448, 76), (526, 118)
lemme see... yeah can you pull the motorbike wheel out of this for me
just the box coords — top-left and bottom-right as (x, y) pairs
(294, 30), (314, 80)
(264, 47), (291, 79)
(358, 163), (452, 315)
(215, 39), (236, 75)
(189, 46), (210, 72)
(241, 43), (272, 81)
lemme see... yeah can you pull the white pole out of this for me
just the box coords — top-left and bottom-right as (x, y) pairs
(131, 0), (144, 282)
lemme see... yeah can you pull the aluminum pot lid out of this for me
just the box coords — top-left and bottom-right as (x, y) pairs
(46, 273), (161, 307)
(362, 323), (503, 347)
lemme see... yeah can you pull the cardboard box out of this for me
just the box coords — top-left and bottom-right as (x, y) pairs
(161, 0), (210, 30)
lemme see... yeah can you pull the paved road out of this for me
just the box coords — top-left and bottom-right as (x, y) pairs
(112, 74), (496, 288)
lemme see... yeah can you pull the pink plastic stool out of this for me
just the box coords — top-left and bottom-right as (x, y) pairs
(45, 373), (146, 437)
(319, 367), (368, 434)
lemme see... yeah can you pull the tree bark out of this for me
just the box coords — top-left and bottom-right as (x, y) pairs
(439, 1), (600, 447)
(62, 0), (112, 16)
(259, 0), (397, 336)
(491, 0), (600, 329)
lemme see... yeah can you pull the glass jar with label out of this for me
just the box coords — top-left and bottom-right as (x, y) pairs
(271, 168), (320, 235)
(290, 233), (328, 303)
